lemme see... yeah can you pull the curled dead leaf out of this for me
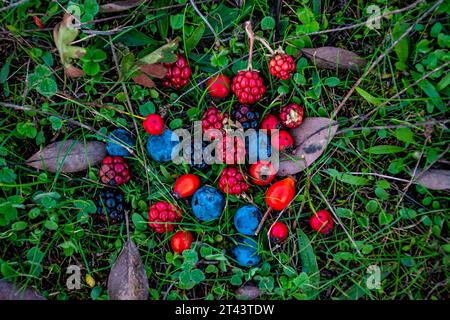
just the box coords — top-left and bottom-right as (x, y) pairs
(0, 280), (46, 300)
(414, 169), (450, 190)
(99, 0), (147, 13)
(301, 47), (367, 72)
(26, 140), (106, 173)
(235, 284), (260, 300)
(107, 240), (149, 300)
(64, 65), (85, 78)
(132, 73), (156, 88)
(139, 63), (167, 79)
(277, 117), (338, 176)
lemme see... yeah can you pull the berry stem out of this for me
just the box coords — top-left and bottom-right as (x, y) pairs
(255, 206), (272, 235)
(244, 21), (255, 71)
(254, 35), (275, 55)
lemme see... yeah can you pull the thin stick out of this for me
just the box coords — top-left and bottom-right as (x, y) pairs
(254, 36), (275, 55)
(189, 0), (221, 45)
(255, 207), (272, 235)
(245, 21), (255, 71)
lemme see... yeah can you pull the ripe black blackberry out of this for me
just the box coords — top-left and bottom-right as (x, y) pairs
(190, 142), (214, 169)
(232, 104), (260, 130)
(95, 188), (127, 223)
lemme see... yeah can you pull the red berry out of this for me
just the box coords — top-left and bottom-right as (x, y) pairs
(260, 114), (281, 131)
(218, 134), (246, 164)
(269, 54), (295, 80)
(148, 201), (182, 233)
(173, 174), (201, 198)
(33, 16), (45, 29)
(99, 156), (131, 186)
(207, 74), (231, 98)
(269, 221), (289, 243)
(272, 130), (294, 152)
(279, 103), (304, 129)
(231, 70), (266, 104)
(266, 177), (295, 211)
(171, 230), (193, 254)
(310, 210), (334, 234)
(218, 167), (250, 195)
(249, 161), (276, 186)
(162, 54), (191, 90)
(143, 114), (164, 135)
(202, 107), (226, 138)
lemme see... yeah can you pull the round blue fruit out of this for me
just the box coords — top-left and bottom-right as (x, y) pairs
(246, 131), (271, 162)
(232, 237), (261, 267)
(234, 205), (262, 236)
(146, 129), (180, 162)
(191, 186), (225, 222)
(106, 129), (135, 157)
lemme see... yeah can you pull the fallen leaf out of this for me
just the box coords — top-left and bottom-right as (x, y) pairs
(138, 39), (179, 65)
(53, 13), (86, 78)
(132, 74), (155, 88)
(139, 63), (167, 79)
(99, 0), (147, 13)
(235, 284), (260, 300)
(26, 140), (106, 173)
(301, 47), (367, 72)
(277, 117), (338, 176)
(107, 240), (149, 300)
(0, 280), (46, 300)
(414, 169), (450, 190)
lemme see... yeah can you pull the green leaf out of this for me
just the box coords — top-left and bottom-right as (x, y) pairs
(170, 14), (184, 30)
(190, 269), (205, 283)
(0, 60), (10, 83)
(139, 102), (155, 116)
(49, 116), (63, 130)
(116, 30), (157, 47)
(395, 127), (414, 143)
(83, 61), (100, 76)
(132, 213), (147, 231)
(139, 39), (179, 65)
(44, 219), (58, 230)
(169, 118), (183, 130)
(379, 211), (393, 225)
(261, 16), (275, 30)
(230, 274), (242, 286)
(365, 200), (378, 213)
(324, 77), (340, 87)
(297, 228), (319, 298)
(393, 21), (410, 70)
(0, 167), (16, 183)
(412, 71), (445, 112)
(186, 23), (205, 52)
(356, 87), (381, 105)
(327, 169), (369, 186)
(365, 145), (404, 154)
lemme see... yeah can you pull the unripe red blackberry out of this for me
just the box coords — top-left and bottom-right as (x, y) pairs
(99, 156), (131, 186)
(269, 53), (296, 80)
(162, 54), (191, 90)
(279, 103), (304, 129)
(218, 166), (250, 195)
(148, 201), (182, 233)
(231, 70), (266, 104)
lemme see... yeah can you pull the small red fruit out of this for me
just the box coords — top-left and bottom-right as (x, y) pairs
(202, 107), (226, 138)
(260, 114), (281, 131)
(173, 174), (201, 198)
(231, 70), (266, 104)
(249, 161), (276, 186)
(143, 114), (164, 135)
(269, 54), (296, 80)
(218, 134), (246, 164)
(265, 177), (296, 211)
(99, 156), (131, 186)
(310, 210), (334, 234)
(207, 74), (231, 98)
(162, 54), (191, 90)
(279, 103), (304, 129)
(272, 130), (294, 152)
(33, 16), (45, 29)
(218, 166), (250, 195)
(148, 201), (182, 233)
(269, 221), (289, 243)
(171, 230), (193, 254)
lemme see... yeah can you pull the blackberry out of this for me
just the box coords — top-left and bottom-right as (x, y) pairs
(95, 189), (127, 223)
(232, 105), (260, 130)
(190, 142), (214, 169)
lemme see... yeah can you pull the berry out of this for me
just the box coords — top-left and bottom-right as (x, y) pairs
(207, 74), (231, 98)
(249, 161), (276, 186)
(234, 205), (262, 236)
(265, 177), (296, 211)
(99, 156), (131, 186)
(33, 16), (45, 29)
(269, 222), (289, 243)
(231, 70), (266, 104)
(219, 134), (246, 164)
(171, 230), (193, 254)
(232, 104), (260, 129)
(192, 186), (225, 221)
(232, 237), (261, 267)
(269, 54), (296, 80)
(310, 210), (334, 234)
(143, 114), (164, 135)
(162, 54), (191, 90)
(202, 107), (226, 138)
(106, 129), (135, 157)
(148, 201), (182, 233)
(260, 114), (281, 131)
(218, 167), (250, 195)
(246, 131), (271, 162)
(279, 103), (304, 129)
(190, 142), (211, 169)
(272, 130), (294, 152)
(173, 174), (201, 198)
(95, 189), (127, 223)
(146, 129), (180, 162)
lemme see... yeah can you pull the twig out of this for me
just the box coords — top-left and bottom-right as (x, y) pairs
(245, 21), (255, 70)
(0, 0), (28, 13)
(189, 0), (221, 45)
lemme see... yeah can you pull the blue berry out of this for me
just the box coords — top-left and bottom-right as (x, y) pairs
(246, 131), (271, 162)
(106, 129), (135, 157)
(191, 186), (225, 221)
(146, 129), (180, 162)
(96, 188), (127, 223)
(232, 237), (261, 267)
(234, 205), (262, 236)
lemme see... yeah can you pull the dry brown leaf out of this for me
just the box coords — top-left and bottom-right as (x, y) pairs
(235, 284), (260, 300)
(139, 63), (167, 79)
(277, 117), (338, 176)
(301, 47), (367, 72)
(99, 0), (147, 13)
(414, 169), (450, 190)
(107, 240), (149, 300)
(132, 73), (156, 88)
(0, 280), (46, 300)
(26, 140), (106, 173)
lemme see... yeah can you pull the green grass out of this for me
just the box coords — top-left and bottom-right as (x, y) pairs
(0, 0), (449, 300)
